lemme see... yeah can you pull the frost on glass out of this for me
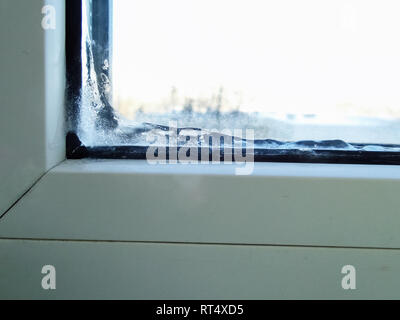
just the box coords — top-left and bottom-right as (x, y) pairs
(75, 0), (400, 152)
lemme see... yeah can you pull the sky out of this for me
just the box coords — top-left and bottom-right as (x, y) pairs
(112, 0), (400, 118)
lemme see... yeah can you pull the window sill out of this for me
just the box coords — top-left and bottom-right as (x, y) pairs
(1, 159), (400, 249)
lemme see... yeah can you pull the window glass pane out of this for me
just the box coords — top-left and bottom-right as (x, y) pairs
(111, 0), (400, 144)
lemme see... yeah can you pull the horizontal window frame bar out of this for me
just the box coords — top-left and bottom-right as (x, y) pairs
(66, 133), (400, 165)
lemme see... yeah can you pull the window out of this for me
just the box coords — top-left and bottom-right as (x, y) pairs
(66, 0), (400, 164)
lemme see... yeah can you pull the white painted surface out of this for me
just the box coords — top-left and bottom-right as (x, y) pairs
(0, 239), (399, 299)
(44, 0), (66, 169)
(1, 160), (400, 248)
(0, 0), (65, 216)
(56, 158), (400, 179)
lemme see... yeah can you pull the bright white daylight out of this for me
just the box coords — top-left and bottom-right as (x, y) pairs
(112, 0), (400, 143)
